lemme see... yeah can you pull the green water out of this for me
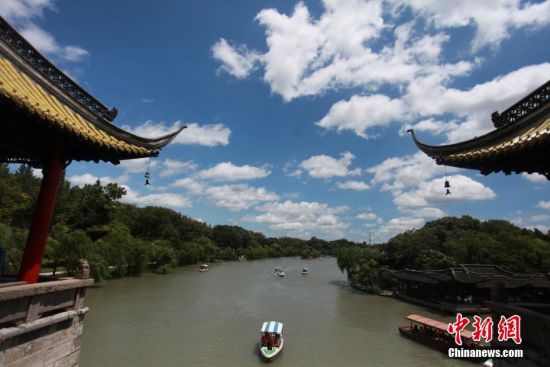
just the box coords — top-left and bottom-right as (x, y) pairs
(80, 257), (470, 367)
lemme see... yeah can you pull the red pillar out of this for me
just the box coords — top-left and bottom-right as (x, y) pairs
(19, 139), (65, 283)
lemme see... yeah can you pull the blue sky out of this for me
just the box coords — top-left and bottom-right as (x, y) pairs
(2, 0), (549, 242)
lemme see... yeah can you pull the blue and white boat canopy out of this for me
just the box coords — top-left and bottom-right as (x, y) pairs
(261, 321), (283, 334)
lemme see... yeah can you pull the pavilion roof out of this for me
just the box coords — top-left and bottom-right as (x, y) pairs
(408, 81), (550, 179)
(0, 16), (183, 166)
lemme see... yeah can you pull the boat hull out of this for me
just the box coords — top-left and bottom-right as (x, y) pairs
(399, 326), (484, 362)
(259, 339), (284, 362)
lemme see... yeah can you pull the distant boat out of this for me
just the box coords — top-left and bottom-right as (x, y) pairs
(259, 321), (284, 361)
(239, 255), (247, 261)
(379, 290), (393, 297)
(273, 267), (282, 275)
(198, 264), (209, 272)
(301, 267), (309, 274)
(278, 270), (285, 277)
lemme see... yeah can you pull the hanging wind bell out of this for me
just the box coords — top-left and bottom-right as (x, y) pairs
(144, 158), (151, 185)
(444, 165), (451, 195)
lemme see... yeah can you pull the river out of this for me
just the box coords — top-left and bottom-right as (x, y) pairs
(80, 257), (469, 367)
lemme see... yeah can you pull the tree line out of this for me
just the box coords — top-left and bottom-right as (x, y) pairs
(0, 164), (352, 282)
(336, 216), (550, 293)
(3, 164), (548, 289)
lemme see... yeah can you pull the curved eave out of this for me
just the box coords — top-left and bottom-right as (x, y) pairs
(0, 18), (185, 156)
(0, 51), (185, 162)
(407, 101), (550, 162)
(107, 125), (186, 151)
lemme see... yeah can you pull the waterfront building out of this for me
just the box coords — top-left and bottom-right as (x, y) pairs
(392, 264), (550, 314)
(0, 16), (181, 366)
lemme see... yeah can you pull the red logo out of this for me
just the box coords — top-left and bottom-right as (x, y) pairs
(472, 315), (493, 342)
(497, 315), (522, 345)
(447, 313), (469, 346)
(448, 314), (522, 345)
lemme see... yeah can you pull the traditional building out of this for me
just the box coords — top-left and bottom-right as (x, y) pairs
(409, 81), (550, 179)
(0, 16), (182, 366)
(392, 265), (550, 314)
(408, 83), (550, 366)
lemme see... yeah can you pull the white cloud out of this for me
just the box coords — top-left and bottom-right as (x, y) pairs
(376, 216), (425, 241)
(214, 0), (474, 101)
(121, 186), (191, 209)
(124, 121), (231, 147)
(31, 168), (43, 178)
(160, 159), (196, 177)
(170, 177), (204, 195)
(368, 152), (492, 234)
(294, 151), (361, 178)
(317, 94), (407, 138)
(394, 0), (550, 50)
(0, 2), (90, 63)
(0, 0), (53, 22)
(336, 180), (370, 191)
(405, 63), (550, 142)
(20, 24), (89, 61)
(213, 0), (550, 145)
(531, 224), (549, 233)
(204, 184), (278, 211)
(368, 151), (458, 194)
(522, 173), (548, 184)
(538, 201), (550, 210)
(212, 38), (260, 78)
(398, 206), (446, 219)
(357, 212), (378, 221)
(196, 162), (270, 181)
(320, 63), (549, 141)
(530, 214), (550, 222)
(245, 200), (349, 239)
(394, 174), (496, 207)
(67, 173), (129, 187)
(400, 118), (459, 137)
(118, 158), (158, 174)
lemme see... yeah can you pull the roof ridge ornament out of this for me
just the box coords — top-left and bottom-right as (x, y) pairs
(0, 16), (116, 122)
(492, 80), (550, 128)
(406, 81), (550, 180)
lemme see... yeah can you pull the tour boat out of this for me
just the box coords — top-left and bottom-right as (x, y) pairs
(259, 321), (284, 361)
(301, 267), (309, 274)
(399, 314), (485, 360)
(198, 264), (209, 272)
